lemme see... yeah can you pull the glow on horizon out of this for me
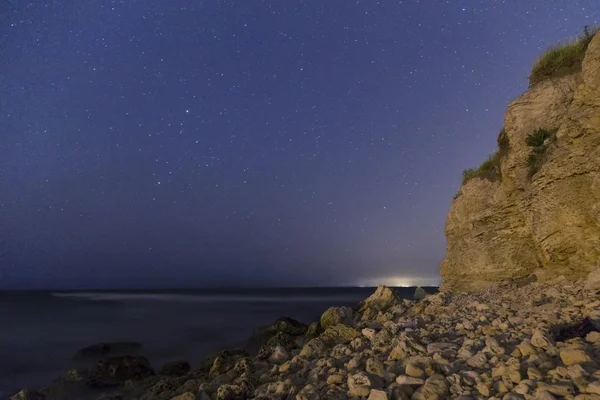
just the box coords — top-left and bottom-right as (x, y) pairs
(357, 276), (441, 287)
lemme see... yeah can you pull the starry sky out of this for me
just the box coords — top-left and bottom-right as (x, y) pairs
(1, 1), (598, 289)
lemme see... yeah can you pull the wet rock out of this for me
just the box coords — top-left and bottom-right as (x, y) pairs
(89, 356), (154, 386)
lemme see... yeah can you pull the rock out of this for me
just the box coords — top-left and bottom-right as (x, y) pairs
(366, 357), (385, 377)
(412, 374), (449, 400)
(320, 306), (353, 329)
(466, 352), (488, 368)
(531, 330), (554, 349)
(560, 348), (592, 365)
(268, 345), (289, 364)
(159, 360), (190, 376)
(347, 372), (372, 397)
(534, 391), (558, 400)
(405, 362), (425, 378)
(320, 324), (361, 345)
(362, 328), (376, 341)
(305, 322), (323, 339)
(62, 367), (89, 382)
(368, 389), (390, 400)
(74, 342), (142, 359)
(414, 286), (427, 300)
(246, 317), (307, 355)
(358, 285), (400, 313)
(9, 390), (45, 400)
(585, 269), (600, 291)
(89, 356), (154, 385)
(170, 393), (196, 400)
(587, 381), (600, 395)
(395, 375), (425, 385)
(215, 382), (252, 400)
(537, 381), (575, 397)
(440, 31), (600, 291)
(299, 338), (325, 359)
(327, 374), (345, 385)
(388, 342), (407, 361)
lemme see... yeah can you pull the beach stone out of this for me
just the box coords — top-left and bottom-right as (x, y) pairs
(395, 375), (425, 385)
(9, 390), (45, 400)
(321, 306), (353, 329)
(368, 389), (390, 400)
(531, 330), (554, 349)
(466, 352), (488, 368)
(587, 381), (600, 394)
(89, 356), (154, 385)
(560, 348), (592, 365)
(305, 322), (322, 339)
(170, 393), (195, 400)
(388, 342), (407, 361)
(366, 357), (386, 377)
(412, 374), (449, 400)
(414, 286), (427, 300)
(327, 374), (345, 385)
(215, 382), (251, 400)
(537, 381), (575, 397)
(348, 372), (372, 397)
(299, 338), (325, 359)
(502, 393), (526, 400)
(534, 391), (558, 400)
(405, 362), (425, 378)
(160, 360), (190, 376)
(268, 345), (289, 364)
(362, 328), (377, 341)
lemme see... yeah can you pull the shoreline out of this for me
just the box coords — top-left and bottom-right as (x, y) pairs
(9, 273), (600, 399)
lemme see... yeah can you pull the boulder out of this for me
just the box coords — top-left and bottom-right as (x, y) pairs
(88, 356), (154, 386)
(347, 372), (372, 397)
(414, 286), (428, 300)
(320, 306), (353, 329)
(358, 286), (400, 313)
(245, 317), (307, 355)
(320, 324), (361, 345)
(159, 360), (190, 376)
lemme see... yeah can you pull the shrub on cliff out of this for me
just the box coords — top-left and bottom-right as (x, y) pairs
(529, 26), (597, 86)
(526, 128), (557, 177)
(461, 151), (502, 185)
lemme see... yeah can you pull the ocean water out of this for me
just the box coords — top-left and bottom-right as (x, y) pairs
(0, 287), (427, 398)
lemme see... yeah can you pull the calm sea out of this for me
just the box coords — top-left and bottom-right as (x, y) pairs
(0, 287), (431, 398)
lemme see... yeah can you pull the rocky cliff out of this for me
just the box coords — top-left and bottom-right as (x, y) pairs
(441, 31), (600, 291)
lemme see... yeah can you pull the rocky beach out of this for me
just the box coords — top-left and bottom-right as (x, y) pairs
(10, 270), (600, 400)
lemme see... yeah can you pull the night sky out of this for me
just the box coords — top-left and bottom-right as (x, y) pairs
(1, 1), (598, 289)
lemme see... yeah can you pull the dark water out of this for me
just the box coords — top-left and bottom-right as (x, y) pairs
(0, 287), (427, 397)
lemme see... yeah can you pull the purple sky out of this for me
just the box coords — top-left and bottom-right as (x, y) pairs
(1, 1), (598, 289)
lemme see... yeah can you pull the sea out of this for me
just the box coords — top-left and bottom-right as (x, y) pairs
(0, 287), (433, 398)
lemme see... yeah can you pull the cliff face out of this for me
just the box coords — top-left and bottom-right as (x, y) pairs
(441, 32), (600, 291)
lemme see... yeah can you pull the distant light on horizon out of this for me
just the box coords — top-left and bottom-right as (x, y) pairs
(358, 276), (441, 287)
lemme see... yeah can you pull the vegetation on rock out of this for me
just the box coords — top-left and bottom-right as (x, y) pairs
(526, 128), (557, 177)
(461, 151), (502, 185)
(529, 26), (597, 86)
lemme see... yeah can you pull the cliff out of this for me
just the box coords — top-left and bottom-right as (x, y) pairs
(441, 31), (600, 291)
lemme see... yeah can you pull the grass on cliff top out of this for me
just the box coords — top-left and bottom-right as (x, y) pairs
(529, 26), (598, 86)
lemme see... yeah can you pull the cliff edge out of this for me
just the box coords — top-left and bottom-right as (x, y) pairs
(441, 31), (600, 291)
